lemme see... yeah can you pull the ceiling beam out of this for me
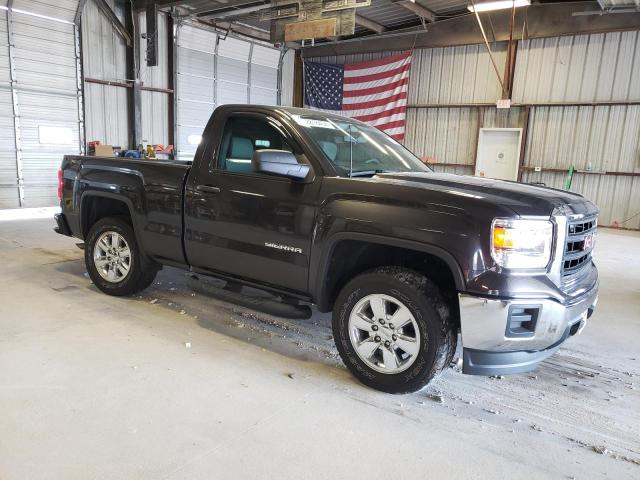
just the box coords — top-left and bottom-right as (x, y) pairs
(197, 3), (388, 34)
(186, 0), (268, 18)
(355, 14), (387, 33)
(301, 1), (640, 57)
(390, 0), (436, 23)
(198, 2), (271, 20)
(197, 18), (271, 41)
(95, 0), (133, 46)
(133, 0), (173, 11)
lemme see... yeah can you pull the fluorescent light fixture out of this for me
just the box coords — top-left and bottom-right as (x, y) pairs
(468, 0), (530, 12)
(1, 5), (73, 24)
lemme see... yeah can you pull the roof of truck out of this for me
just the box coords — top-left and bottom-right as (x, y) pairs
(215, 104), (363, 124)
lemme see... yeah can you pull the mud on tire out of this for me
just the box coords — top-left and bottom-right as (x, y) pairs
(332, 267), (457, 394)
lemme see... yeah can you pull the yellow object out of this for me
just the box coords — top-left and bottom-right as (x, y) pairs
(146, 145), (156, 159)
(492, 226), (514, 249)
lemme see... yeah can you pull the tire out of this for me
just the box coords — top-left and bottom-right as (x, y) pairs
(85, 217), (159, 296)
(332, 267), (457, 394)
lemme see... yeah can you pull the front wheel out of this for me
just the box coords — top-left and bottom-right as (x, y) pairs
(332, 267), (456, 394)
(85, 217), (158, 296)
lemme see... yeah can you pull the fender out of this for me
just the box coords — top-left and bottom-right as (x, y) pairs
(79, 191), (140, 237)
(77, 162), (146, 239)
(312, 231), (467, 312)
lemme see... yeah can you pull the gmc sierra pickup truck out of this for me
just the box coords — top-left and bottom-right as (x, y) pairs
(55, 105), (599, 393)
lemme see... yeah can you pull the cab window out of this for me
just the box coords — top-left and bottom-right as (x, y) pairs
(217, 116), (294, 173)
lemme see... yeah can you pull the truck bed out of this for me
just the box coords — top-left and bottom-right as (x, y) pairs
(61, 155), (192, 266)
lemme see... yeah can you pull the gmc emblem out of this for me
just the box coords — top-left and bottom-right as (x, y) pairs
(584, 233), (595, 250)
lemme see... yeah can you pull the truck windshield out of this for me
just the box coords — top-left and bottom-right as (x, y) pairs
(291, 114), (431, 177)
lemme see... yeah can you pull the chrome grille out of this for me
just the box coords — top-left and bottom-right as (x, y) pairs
(562, 216), (597, 276)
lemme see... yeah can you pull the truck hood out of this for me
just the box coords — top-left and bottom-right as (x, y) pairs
(375, 171), (596, 217)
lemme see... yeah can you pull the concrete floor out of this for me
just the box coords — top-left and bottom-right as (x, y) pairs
(0, 218), (639, 480)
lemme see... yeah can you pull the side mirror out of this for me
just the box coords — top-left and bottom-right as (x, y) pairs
(252, 149), (310, 181)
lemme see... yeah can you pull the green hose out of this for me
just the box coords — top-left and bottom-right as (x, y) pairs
(565, 165), (574, 191)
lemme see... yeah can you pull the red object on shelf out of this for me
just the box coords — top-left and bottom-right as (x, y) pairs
(154, 144), (174, 154)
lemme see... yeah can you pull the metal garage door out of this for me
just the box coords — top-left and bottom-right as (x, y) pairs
(0, 0), (82, 208)
(176, 24), (282, 161)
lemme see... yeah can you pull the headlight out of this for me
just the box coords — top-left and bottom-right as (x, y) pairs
(491, 218), (553, 269)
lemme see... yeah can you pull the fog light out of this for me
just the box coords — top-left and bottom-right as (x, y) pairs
(506, 305), (539, 337)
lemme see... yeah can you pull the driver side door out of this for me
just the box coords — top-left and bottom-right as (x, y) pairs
(184, 113), (319, 294)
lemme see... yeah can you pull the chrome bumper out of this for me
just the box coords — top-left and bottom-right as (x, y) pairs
(459, 284), (598, 375)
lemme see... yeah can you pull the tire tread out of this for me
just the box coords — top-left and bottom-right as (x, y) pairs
(333, 266), (457, 393)
(85, 217), (158, 296)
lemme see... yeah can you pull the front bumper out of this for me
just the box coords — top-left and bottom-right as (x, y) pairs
(459, 283), (598, 375)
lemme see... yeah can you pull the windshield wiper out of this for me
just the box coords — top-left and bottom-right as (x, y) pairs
(349, 169), (394, 177)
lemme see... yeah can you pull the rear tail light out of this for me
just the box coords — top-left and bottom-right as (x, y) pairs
(57, 169), (63, 201)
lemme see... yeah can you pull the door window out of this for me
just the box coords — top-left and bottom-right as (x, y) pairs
(217, 116), (294, 173)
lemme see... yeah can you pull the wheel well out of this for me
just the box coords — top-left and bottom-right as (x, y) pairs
(321, 240), (460, 327)
(81, 196), (132, 238)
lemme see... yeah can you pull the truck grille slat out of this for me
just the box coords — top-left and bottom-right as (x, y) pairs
(562, 216), (597, 277)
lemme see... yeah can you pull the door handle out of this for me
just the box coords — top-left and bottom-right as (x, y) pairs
(196, 185), (221, 194)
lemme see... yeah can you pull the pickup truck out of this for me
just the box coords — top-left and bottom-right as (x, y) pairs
(55, 105), (599, 394)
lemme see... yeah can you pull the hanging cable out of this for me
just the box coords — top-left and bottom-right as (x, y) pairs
(470, 0), (505, 93)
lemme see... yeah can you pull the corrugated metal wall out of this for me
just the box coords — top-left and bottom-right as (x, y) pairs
(138, 10), (169, 146)
(404, 106), (524, 175)
(175, 23), (281, 161)
(524, 105), (640, 172)
(81, 0), (129, 148)
(307, 43), (514, 177)
(306, 32), (640, 229)
(408, 43), (507, 105)
(521, 105), (640, 229)
(308, 43), (506, 105)
(522, 171), (640, 229)
(82, 1), (171, 150)
(515, 32), (640, 229)
(513, 31), (640, 104)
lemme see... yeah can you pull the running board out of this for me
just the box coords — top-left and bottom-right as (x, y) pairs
(187, 276), (312, 320)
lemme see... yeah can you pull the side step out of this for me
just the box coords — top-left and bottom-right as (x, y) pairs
(187, 276), (312, 320)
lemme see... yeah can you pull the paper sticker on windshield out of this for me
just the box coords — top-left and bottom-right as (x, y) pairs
(292, 116), (334, 129)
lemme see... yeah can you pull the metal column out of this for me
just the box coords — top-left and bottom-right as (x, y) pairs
(247, 41), (253, 103)
(6, 0), (23, 206)
(171, 13), (179, 157)
(74, 23), (86, 155)
(276, 47), (285, 105)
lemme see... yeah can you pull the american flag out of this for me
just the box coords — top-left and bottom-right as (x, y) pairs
(304, 52), (412, 141)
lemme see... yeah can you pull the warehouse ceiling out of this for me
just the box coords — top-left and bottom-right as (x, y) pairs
(141, 0), (474, 41)
(136, 0), (640, 46)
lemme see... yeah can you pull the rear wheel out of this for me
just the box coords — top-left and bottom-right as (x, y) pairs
(85, 217), (158, 296)
(332, 267), (456, 394)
